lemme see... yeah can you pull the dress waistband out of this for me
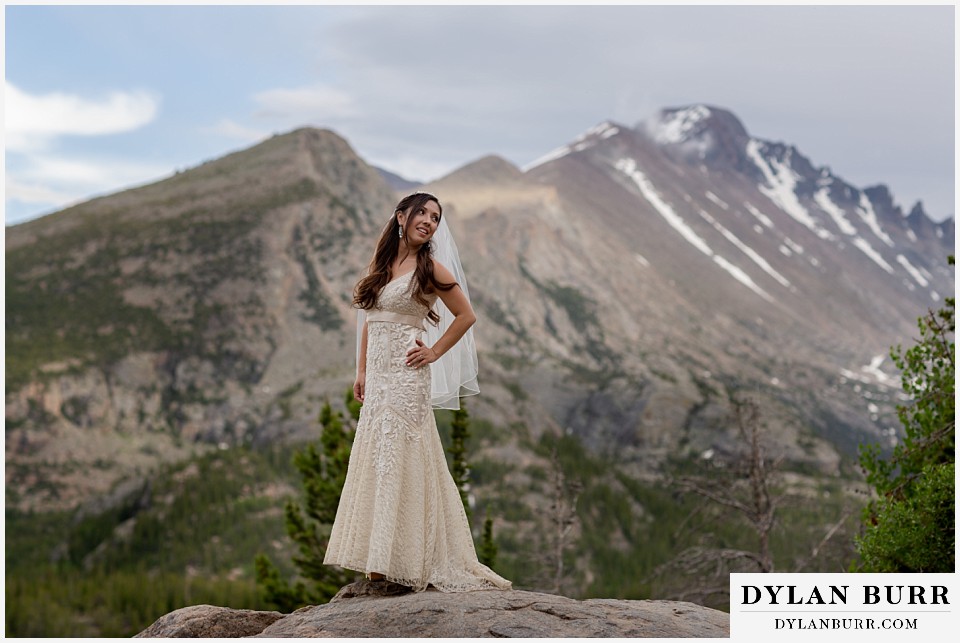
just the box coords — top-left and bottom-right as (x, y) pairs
(366, 310), (426, 331)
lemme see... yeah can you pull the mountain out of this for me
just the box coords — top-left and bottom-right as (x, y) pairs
(429, 105), (952, 471)
(5, 107), (953, 513)
(6, 128), (396, 509)
(374, 166), (422, 192)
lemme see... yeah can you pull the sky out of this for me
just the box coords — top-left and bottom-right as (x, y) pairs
(4, 3), (956, 227)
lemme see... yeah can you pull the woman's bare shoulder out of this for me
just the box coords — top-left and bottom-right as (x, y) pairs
(433, 259), (457, 284)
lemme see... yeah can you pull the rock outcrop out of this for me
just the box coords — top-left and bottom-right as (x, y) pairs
(136, 582), (729, 638)
(135, 605), (284, 638)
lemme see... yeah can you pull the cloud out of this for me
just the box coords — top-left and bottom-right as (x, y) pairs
(18, 155), (167, 188)
(5, 81), (160, 152)
(236, 5), (953, 215)
(6, 154), (171, 224)
(5, 82), (164, 224)
(252, 84), (359, 122)
(5, 177), (81, 207)
(206, 118), (271, 143)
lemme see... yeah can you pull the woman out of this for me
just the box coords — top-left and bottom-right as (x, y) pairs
(324, 192), (511, 592)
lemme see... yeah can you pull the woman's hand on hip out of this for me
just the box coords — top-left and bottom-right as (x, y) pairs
(406, 339), (438, 368)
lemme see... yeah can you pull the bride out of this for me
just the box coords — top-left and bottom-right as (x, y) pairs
(323, 192), (511, 592)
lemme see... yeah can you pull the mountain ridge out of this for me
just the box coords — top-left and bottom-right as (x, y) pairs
(5, 105), (953, 513)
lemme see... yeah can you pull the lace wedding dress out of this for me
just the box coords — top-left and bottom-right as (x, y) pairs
(324, 271), (512, 592)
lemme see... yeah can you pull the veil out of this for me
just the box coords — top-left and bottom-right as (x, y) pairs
(356, 213), (479, 410)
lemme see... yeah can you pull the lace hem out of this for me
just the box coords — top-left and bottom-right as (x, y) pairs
(326, 558), (512, 593)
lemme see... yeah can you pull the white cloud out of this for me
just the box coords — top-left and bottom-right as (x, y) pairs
(5, 82), (160, 152)
(18, 155), (168, 189)
(5, 82), (165, 224)
(5, 177), (81, 207)
(206, 118), (271, 143)
(252, 84), (358, 122)
(6, 155), (171, 224)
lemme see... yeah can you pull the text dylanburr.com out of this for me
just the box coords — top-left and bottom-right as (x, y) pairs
(730, 573), (956, 640)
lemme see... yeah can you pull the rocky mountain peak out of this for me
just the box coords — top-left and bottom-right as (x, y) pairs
(643, 104), (748, 146)
(903, 200), (954, 248)
(446, 154), (524, 184)
(863, 185), (899, 215)
(937, 216), (954, 241)
(862, 185), (907, 228)
(639, 104), (756, 173)
(907, 200), (930, 222)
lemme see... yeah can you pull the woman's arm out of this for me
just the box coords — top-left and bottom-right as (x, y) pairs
(355, 320), (368, 402)
(406, 262), (476, 368)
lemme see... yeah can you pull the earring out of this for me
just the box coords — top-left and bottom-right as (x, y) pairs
(398, 226), (403, 239)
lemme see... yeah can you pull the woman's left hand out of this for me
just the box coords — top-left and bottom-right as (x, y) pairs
(406, 339), (438, 368)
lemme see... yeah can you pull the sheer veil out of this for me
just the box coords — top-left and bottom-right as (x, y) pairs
(356, 213), (479, 410)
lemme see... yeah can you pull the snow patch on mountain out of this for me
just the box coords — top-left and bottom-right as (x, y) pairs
(856, 193), (895, 247)
(615, 157), (774, 302)
(523, 121), (620, 171)
(523, 146), (570, 171)
(650, 106), (711, 144)
(705, 191), (729, 210)
(841, 358), (897, 389)
(813, 188), (857, 236)
(862, 355), (897, 386)
(698, 209), (792, 289)
(783, 238), (804, 255)
(852, 237), (894, 273)
(808, 187), (903, 277)
(713, 256), (775, 302)
(616, 158), (712, 256)
(745, 140), (834, 241)
(744, 202), (774, 229)
(896, 255), (929, 287)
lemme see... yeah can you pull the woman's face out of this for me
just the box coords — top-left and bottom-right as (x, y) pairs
(402, 200), (441, 246)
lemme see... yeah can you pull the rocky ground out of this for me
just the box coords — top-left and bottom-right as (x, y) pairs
(136, 580), (730, 638)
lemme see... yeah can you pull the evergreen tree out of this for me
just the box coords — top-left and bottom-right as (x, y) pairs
(479, 514), (498, 568)
(253, 553), (307, 613)
(448, 406), (472, 519)
(255, 395), (360, 610)
(856, 256), (955, 572)
(448, 404), (502, 570)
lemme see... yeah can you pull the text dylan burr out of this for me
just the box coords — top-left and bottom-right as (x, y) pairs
(742, 585), (949, 606)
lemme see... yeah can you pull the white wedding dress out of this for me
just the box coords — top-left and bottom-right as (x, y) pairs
(324, 271), (511, 592)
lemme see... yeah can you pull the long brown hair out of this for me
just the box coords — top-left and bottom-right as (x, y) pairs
(353, 192), (456, 325)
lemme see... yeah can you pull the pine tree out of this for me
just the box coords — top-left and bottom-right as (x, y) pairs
(253, 553), (307, 613)
(857, 256), (955, 572)
(479, 514), (498, 568)
(448, 406), (472, 520)
(255, 395), (360, 610)
(448, 404), (502, 570)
